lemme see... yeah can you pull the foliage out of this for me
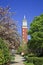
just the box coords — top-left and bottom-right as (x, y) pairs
(28, 14), (43, 56)
(24, 55), (43, 65)
(24, 61), (34, 65)
(17, 46), (22, 54)
(17, 43), (28, 54)
(27, 53), (36, 57)
(0, 6), (21, 49)
(0, 38), (10, 65)
(10, 55), (15, 62)
(33, 57), (43, 65)
(0, 49), (5, 65)
(22, 44), (28, 54)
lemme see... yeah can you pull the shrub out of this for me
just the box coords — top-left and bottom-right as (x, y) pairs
(33, 57), (43, 65)
(0, 49), (5, 65)
(24, 53), (35, 62)
(28, 53), (36, 57)
(24, 56), (43, 65)
(11, 55), (15, 62)
(17, 46), (22, 54)
(24, 61), (34, 65)
(0, 38), (10, 65)
(25, 56), (34, 63)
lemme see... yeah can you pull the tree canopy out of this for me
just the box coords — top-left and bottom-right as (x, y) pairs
(28, 14), (43, 56)
(0, 6), (21, 49)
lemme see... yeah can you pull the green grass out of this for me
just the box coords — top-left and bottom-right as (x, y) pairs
(24, 61), (34, 65)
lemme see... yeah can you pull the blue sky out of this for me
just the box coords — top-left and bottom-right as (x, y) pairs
(0, 0), (43, 35)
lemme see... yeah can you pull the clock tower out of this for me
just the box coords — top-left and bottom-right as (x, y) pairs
(22, 16), (28, 43)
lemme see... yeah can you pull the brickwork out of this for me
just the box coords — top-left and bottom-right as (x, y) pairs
(22, 28), (28, 43)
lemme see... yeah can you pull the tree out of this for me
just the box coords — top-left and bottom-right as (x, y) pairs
(17, 42), (28, 55)
(28, 14), (43, 56)
(0, 6), (21, 49)
(0, 38), (10, 65)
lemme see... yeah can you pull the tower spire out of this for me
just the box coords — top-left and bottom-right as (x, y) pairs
(24, 15), (26, 19)
(22, 15), (27, 27)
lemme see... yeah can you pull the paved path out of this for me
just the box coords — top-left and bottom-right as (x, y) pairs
(10, 54), (25, 65)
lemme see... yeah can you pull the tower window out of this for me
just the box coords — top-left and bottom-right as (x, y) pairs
(23, 29), (24, 31)
(23, 32), (24, 34)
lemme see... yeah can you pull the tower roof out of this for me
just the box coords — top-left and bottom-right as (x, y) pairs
(24, 15), (26, 19)
(22, 15), (27, 27)
(23, 15), (26, 21)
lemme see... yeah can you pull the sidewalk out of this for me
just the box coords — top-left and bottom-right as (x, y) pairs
(10, 54), (25, 65)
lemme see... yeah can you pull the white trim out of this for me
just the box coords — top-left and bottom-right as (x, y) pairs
(22, 27), (27, 28)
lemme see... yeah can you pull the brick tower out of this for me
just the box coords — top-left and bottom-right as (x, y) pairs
(22, 16), (28, 43)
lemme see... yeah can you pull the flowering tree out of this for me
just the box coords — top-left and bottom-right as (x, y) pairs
(0, 6), (21, 49)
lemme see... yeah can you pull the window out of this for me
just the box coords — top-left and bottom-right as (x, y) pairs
(23, 29), (24, 31)
(23, 32), (24, 34)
